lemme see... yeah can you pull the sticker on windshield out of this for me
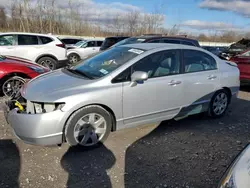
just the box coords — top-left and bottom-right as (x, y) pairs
(128, 49), (144, 54)
(99, 69), (109, 75)
(137, 39), (145, 42)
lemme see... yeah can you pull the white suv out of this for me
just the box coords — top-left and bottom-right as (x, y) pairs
(0, 32), (68, 70)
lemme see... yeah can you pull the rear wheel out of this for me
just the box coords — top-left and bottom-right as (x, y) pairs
(37, 57), (57, 70)
(2, 76), (26, 100)
(68, 53), (81, 65)
(65, 105), (112, 149)
(208, 89), (230, 118)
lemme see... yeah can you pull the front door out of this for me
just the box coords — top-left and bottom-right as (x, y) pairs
(0, 34), (16, 56)
(122, 49), (185, 127)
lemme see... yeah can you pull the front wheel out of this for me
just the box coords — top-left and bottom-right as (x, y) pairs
(2, 76), (26, 100)
(68, 53), (81, 65)
(65, 105), (112, 149)
(208, 89), (230, 118)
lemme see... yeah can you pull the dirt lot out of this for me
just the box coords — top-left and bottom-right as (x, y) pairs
(0, 87), (250, 188)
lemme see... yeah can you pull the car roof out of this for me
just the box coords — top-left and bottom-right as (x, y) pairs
(121, 43), (201, 51)
(130, 35), (197, 42)
(105, 36), (129, 39)
(0, 32), (56, 37)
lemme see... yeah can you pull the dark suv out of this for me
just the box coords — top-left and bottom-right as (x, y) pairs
(112, 35), (201, 48)
(100, 36), (129, 51)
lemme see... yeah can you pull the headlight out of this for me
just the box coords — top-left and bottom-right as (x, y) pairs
(218, 144), (250, 188)
(28, 66), (47, 73)
(27, 101), (65, 114)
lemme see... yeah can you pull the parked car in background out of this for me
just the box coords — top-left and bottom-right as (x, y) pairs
(202, 46), (228, 56)
(0, 32), (68, 70)
(230, 49), (250, 84)
(100, 36), (129, 51)
(4, 43), (239, 148)
(60, 37), (84, 48)
(67, 39), (103, 64)
(111, 35), (201, 48)
(0, 55), (49, 99)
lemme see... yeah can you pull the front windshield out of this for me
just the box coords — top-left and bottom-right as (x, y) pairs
(112, 37), (145, 48)
(71, 46), (145, 79)
(75, 41), (87, 47)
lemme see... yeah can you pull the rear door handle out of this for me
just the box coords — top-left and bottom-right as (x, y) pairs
(168, 80), (182, 86)
(208, 75), (217, 80)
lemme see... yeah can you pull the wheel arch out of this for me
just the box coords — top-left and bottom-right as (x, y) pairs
(62, 103), (117, 142)
(222, 87), (232, 103)
(0, 72), (31, 86)
(35, 54), (58, 63)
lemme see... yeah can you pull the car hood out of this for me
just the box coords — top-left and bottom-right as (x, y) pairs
(22, 69), (95, 101)
(1, 56), (47, 68)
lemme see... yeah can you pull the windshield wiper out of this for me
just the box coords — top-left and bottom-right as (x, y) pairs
(65, 68), (94, 79)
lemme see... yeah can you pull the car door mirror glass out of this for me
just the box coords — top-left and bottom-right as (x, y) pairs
(130, 71), (148, 87)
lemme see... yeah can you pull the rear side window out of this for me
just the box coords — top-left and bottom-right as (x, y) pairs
(163, 39), (181, 44)
(39, 36), (53, 44)
(87, 41), (95, 47)
(18, 35), (38, 45)
(181, 41), (196, 46)
(147, 39), (162, 43)
(0, 35), (15, 46)
(183, 50), (217, 73)
(97, 41), (103, 46)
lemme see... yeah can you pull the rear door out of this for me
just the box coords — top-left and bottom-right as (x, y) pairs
(0, 34), (17, 56)
(180, 49), (220, 110)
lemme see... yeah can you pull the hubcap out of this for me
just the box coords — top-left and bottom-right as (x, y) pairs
(212, 92), (228, 115)
(2, 78), (25, 99)
(40, 60), (55, 70)
(73, 113), (107, 146)
(69, 55), (78, 64)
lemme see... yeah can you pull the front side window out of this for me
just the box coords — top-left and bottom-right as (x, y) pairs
(71, 46), (144, 79)
(87, 41), (95, 47)
(0, 35), (14, 46)
(183, 50), (217, 73)
(18, 35), (38, 45)
(132, 50), (181, 78)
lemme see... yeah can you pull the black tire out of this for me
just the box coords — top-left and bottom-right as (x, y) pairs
(37, 57), (57, 70)
(65, 105), (112, 149)
(208, 89), (230, 118)
(68, 53), (81, 65)
(1, 76), (26, 100)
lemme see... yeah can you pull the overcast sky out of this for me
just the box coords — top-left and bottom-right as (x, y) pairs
(0, 0), (249, 33)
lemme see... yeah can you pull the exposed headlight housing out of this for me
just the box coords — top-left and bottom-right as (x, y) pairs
(26, 100), (65, 114)
(218, 144), (250, 188)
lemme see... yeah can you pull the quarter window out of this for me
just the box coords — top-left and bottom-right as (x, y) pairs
(18, 35), (39, 45)
(132, 50), (181, 78)
(39, 36), (53, 44)
(183, 50), (217, 73)
(0, 35), (15, 46)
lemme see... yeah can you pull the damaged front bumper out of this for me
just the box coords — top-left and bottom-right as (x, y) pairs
(3, 99), (66, 146)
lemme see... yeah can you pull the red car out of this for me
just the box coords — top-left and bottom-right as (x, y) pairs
(0, 55), (49, 99)
(230, 49), (250, 84)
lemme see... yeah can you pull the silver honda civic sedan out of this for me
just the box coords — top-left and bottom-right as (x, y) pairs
(4, 43), (240, 148)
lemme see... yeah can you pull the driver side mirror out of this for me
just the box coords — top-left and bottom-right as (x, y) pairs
(130, 71), (148, 87)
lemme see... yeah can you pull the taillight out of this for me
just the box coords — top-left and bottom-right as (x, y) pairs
(56, 43), (65, 48)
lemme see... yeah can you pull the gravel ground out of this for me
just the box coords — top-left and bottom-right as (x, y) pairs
(0, 87), (249, 188)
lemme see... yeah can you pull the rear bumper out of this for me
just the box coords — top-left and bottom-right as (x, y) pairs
(56, 59), (69, 68)
(3, 102), (65, 146)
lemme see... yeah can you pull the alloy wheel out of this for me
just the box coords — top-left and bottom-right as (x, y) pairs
(2, 77), (26, 99)
(69, 55), (79, 64)
(40, 59), (55, 70)
(73, 113), (107, 146)
(212, 92), (228, 115)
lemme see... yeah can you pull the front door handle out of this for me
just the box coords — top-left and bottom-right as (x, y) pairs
(168, 80), (182, 86)
(208, 75), (217, 80)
